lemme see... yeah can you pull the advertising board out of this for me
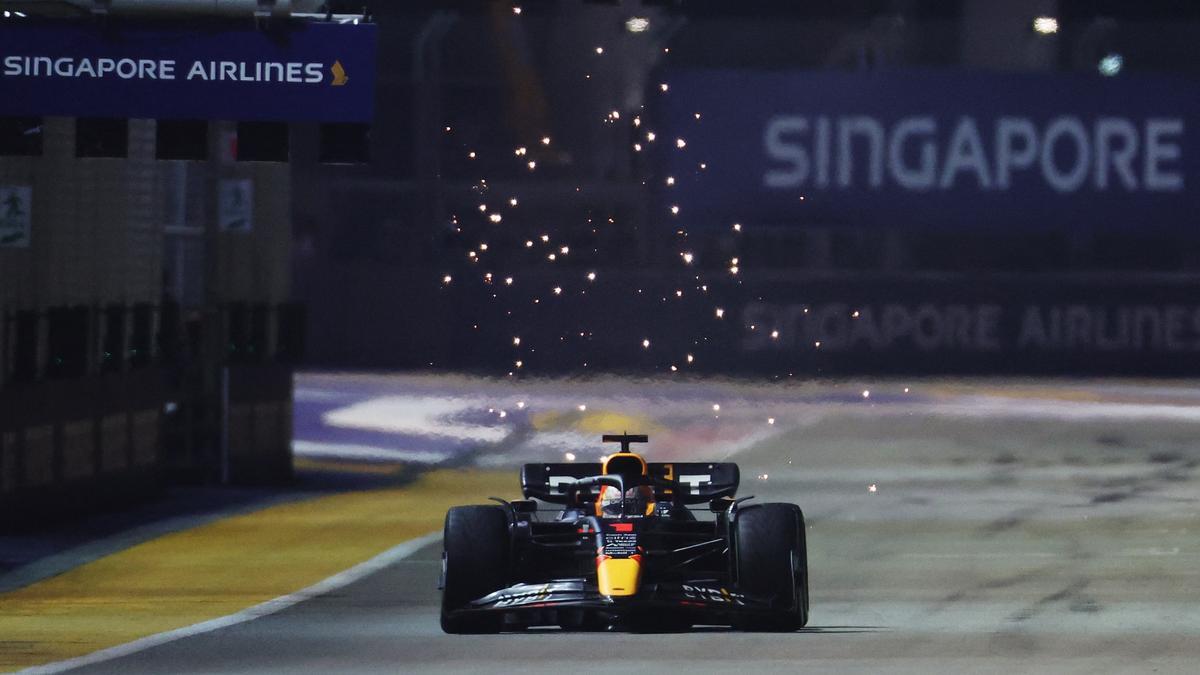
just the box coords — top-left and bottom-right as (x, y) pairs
(0, 21), (377, 122)
(659, 70), (1199, 231)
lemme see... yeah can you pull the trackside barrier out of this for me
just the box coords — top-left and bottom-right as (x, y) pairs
(0, 302), (303, 529)
(299, 265), (1200, 377)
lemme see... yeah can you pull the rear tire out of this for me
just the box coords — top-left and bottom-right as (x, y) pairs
(733, 503), (809, 631)
(440, 505), (509, 634)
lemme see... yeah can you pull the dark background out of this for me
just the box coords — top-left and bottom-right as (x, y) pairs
(292, 0), (1200, 376)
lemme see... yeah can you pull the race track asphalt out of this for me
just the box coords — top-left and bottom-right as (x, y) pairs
(61, 375), (1200, 674)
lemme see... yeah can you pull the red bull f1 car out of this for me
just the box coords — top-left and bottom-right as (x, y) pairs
(439, 434), (809, 632)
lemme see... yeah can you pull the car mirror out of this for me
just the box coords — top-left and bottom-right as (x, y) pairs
(709, 496), (734, 513)
(510, 499), (538, 513)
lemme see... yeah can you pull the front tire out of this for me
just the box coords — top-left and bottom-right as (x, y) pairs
(440, 505), (509, 633)
(733, 503), (809, 631)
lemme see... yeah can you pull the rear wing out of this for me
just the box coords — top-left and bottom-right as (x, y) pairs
(521, 461), (739, 505)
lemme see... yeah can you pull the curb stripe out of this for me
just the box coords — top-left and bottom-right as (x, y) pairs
(17, 531), (441, 675)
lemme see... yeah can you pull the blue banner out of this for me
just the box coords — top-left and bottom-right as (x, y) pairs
(0, 21), (377, 122)
(658, 70), (1200, 230)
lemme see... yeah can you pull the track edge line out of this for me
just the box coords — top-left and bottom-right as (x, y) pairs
(15, 531), (442, 675)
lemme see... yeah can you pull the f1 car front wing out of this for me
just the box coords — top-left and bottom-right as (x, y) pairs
(455, 579), (778, 623)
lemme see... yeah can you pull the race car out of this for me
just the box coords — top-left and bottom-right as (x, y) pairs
(439, 434), (809, 632)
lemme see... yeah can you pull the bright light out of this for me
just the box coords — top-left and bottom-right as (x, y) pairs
(488, 213), (502, 223)
(659, 83), (669, 92)
(527, 160), (537, 170)
(553, 286), (562, 295)
(770, 330), (779, 339)
(712, 404), (720, 411)
(868, 483), (878, 493)
(560, 246), (569, 254)
(670, 205), (680, 215)
(1032, 16), (1058, 34)
(767, 417), (775, 425)
(732, 223), (742, 232)
(442, 275), (452, 284)
(715, 308), (725, 318)
(675, 138), (686, 149)
(586, 271), (596, 281)
(516, 401), (525, 408)
(565, 452), (576, 461)
(578, 404), (587, 411)
(512, 6), (521, 14)
(665, 176), (675, 186)
(862, 390), (871, 399)
(625, 16), (650, 33)
(686, 354), (694, 363)
(505, 277), (514, 285)
(509, 197), (518, 206)
(642, 338), (651, 348)
(512, 337), (521, 345)
(1099, 53), (1123, 76)
(514, 146), (527, 156)
(646, 131), (656, 142)
(681, 252), (694, 264)
(595, 46), (604, 55)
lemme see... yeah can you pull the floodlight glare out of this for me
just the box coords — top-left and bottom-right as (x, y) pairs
(1098, 53), (1123, 76)
(1032, 16), (1059, 34)
(626, 17), (650, 33)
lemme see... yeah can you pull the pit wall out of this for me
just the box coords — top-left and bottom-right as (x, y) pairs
(0, 118), (297, 528)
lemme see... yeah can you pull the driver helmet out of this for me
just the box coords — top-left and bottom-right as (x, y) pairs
(597, 484), (656, 517)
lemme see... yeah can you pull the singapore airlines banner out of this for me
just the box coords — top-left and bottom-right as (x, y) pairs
(729, 276), (1200, 375)
(0, 21), (377, 122)
(659, 70), (1197, 230)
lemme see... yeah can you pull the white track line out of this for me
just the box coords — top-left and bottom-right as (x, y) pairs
(19, 531), (442, 675)
(322, 395), (509, 442)
(292, 440), (451, 464)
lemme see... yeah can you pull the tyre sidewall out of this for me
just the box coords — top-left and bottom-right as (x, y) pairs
(440, 505), (509, 633)
(733, 502), (808, 630)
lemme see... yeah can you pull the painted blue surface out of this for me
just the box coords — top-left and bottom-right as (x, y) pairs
(0, 21), (377, 121)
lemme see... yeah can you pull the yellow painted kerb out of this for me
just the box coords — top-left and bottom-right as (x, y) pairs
(0, 469), (515, 672)
(530, 409), (662, 436)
